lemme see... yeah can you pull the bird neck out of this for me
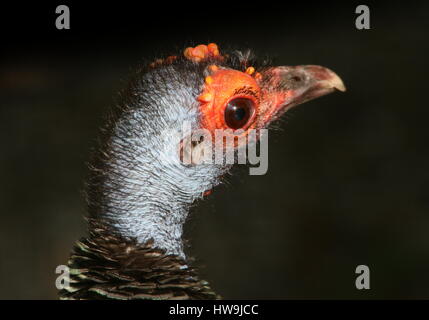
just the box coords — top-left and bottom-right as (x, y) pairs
(88, 110), (194, 258)
(86, 106), (222, 259)
(86, 65), (226, 259)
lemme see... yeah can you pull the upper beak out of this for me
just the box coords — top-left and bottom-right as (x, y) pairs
(258, 65), (346, 123)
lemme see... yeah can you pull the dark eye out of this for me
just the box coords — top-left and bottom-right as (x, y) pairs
(224, 98), (255, 129)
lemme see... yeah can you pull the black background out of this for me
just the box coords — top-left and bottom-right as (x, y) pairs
(1, 1), (428, 299)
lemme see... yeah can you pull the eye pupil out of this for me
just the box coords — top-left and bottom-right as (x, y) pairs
(234, 107), (246, 121)
(225, 98), (255, 129)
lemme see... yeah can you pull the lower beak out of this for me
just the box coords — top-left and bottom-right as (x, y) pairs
(259, 65), (346, 122)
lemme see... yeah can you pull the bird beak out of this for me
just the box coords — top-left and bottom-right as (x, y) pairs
(258, 65), (346, 124)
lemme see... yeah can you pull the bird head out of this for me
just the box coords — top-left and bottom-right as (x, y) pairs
(187, 44), (345, 133)
(88, 43), (345, 257)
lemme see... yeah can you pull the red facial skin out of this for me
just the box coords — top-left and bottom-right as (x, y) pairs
(180, 43), (345, 197)
(199, 69), (261, 135)
(199, 65), (346, 140)
(181, 43), (345, 138)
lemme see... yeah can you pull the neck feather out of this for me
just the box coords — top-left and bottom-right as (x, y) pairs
(60, 221), (219, 299)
